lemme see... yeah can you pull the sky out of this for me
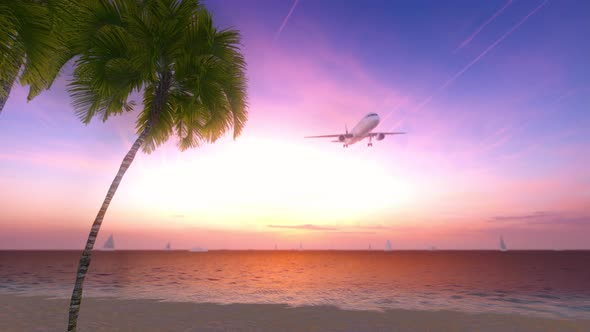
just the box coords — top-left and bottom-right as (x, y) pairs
(1, 0), (589, 250)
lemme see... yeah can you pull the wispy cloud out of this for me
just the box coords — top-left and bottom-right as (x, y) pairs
(275, 0), (300, 40)
(246, 33), (406, 128)
(412, 0), (549, 113)
(268, 224), (339, 231)
(526, 216), (589, 226)
(492, 211), (553, 221)
(490, 211), (590, 227)
(455, 0), (513, 52)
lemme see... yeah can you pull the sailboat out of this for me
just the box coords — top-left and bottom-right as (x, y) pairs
(384, 240), (393, 252)
(165, 242), (171, 251)
(298, 241), (303, 251)
(102, 234), (115, 251)
(499, 235), (508, 252)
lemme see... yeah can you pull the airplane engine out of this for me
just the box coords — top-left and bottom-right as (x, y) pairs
(338, 135), (346, 142)
(376, 133), (385, 141)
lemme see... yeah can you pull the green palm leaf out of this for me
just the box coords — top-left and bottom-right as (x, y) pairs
(0, 0), (81, 111)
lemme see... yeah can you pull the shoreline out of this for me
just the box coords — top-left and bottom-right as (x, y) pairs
(2, 293), (589, 331)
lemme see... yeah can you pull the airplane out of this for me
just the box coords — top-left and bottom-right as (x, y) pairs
(304, 113), (405, 147)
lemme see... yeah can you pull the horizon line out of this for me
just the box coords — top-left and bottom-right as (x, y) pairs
(1, 249), (588, 251)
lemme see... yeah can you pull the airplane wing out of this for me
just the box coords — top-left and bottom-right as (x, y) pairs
(304, 134), (343, 138)
(304, 134), (353, 138)
(366, 132), (406, 137)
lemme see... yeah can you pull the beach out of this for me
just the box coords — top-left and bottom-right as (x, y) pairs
(2, 293), (589, 332)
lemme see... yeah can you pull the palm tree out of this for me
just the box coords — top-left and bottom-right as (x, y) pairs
(0, 0), (77, 113)
(66, 1), (247, 331)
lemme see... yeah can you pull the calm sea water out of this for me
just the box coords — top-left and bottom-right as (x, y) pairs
(1, 250), (589, 319)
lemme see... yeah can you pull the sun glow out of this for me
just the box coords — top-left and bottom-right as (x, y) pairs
(123, 137), (415, 230)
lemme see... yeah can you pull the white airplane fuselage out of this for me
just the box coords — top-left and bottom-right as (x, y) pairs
(344, 113), (380, 145)
(304, 112), (404, 147)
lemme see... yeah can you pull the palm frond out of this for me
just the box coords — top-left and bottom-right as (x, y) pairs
(23, 0), (88, 100)
(0, 1), (54, 99)
(67, 0), (247, 153)
(67, 0), (145, 124)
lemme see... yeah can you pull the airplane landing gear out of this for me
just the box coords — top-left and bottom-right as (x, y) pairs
(368, 143), (373, 147)
(343, 144), (348, 148)
(368, 136), (373, 147)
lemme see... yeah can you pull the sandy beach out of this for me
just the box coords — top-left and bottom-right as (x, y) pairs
(1, 294), (589, 332)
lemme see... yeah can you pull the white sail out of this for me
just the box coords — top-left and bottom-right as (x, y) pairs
(298, 241), (303, 251)
(384, 240), (393, 252)
(103, 234), (115, 251)
(165, 242), (171, 251)
(499, 235), (507, 252)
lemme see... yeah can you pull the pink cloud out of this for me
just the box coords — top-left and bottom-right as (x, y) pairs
(242, 30), (411, 134)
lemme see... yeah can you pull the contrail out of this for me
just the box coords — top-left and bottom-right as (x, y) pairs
(275, 0), (300, 40)
(455, 0), (513, 51)
(386, 0), (549, 130)
(414, 0), (549, 113)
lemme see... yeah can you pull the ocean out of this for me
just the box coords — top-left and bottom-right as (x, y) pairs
(1, 250), (589, 319)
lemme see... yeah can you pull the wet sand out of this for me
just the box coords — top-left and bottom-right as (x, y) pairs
(1, 293), (589, 332)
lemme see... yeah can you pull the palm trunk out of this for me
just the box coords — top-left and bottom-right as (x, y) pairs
(67, 70), (170, 331)
(66, 123), (151, 332)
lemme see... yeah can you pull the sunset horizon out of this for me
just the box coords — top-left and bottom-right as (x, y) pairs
(1, 1), (589, 331)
